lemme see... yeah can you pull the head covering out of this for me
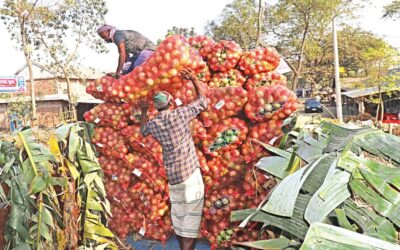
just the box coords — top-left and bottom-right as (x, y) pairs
(153, 91), (172, 110)
(97, 24), (116, 35)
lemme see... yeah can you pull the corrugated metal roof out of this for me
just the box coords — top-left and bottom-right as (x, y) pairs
(343, 85), (400, 99)
(0, 94), (103, 104)
(342, 87), (380, 98)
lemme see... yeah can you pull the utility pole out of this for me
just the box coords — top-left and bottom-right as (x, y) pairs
(333, 17), (343, 123)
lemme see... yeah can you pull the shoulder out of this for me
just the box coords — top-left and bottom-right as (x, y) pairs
(113, 30), (126, 44)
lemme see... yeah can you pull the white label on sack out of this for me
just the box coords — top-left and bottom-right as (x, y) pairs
(139, 227), (146, 236)
(96, 143), (104, 148)
(133, 169), (142, 177)
(96, 85), (103, 92)
(94, 118), (100, 124)
(175, 98), (183, 106)
(111, 175), (118, 181)
(215, 100), (225, 110)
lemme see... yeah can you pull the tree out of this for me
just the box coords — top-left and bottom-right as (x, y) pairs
(205, 0), (259, 50)
(361, 43), (399, 121)
(157, 26), (197, 44)
(265, 0), (362, 91)
(1, 0), (107, 120)
(383, 0), (400, 19)
(30, 0), (107, 119)
(301, 26), (396, 90)
(1, 0), (40, 119)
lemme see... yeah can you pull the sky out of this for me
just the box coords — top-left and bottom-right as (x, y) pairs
(0, 0), (399, 75)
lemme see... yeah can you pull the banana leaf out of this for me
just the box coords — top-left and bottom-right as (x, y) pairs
(300, 155), (336, 194)
(340, 200), (398, 243)
(300, 222), (400, 250)
(253, 139), (292, 159)
(232, 194), (312, 239)
(335, 209), (357, 231)
(351, 131), (400, 166)
(232, 236), (299, 249)
(319, 121), (372, 153)
(304, 168), (351, 224)
(256, 156), (290, 179)
(261, 156), (327, 217)
(338, 151), (400, 227)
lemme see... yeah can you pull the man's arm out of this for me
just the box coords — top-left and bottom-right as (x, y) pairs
(178, 68), (208, 121)
(138, 99), (150, 136)
(180, 68), (206, 98)
(116, 42), (127, 74)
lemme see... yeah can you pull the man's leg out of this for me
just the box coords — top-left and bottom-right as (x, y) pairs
(176, 234), (184, 250)
(180, 236), (197, 250)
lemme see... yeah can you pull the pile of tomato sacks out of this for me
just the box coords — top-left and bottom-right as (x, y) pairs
(85, 35), (296, 248)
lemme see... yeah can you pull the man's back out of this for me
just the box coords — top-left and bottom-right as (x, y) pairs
(113, 30), (155, 56)
(141, 97), (208, 185)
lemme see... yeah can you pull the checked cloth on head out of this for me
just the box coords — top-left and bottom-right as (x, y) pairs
(140, 96), (208, 185)
(169, 168), (204, 238)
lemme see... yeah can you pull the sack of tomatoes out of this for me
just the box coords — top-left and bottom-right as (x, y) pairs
(83, 102), (131, 129)
(241, 119), (283, 163)
(85, 33), (301, 248)
(244, 85), (297, 123)
(202, 118), (248, 157)
(189, 35), (216, 59)
(206, 40), (243, 72)
(238, 47), (280, 75)
(200, 86), (248, 127)
(208, 69), (246, 88)
(244, 71), (287, 91)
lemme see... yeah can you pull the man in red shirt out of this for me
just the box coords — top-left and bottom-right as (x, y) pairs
(139, 68), (208, 250)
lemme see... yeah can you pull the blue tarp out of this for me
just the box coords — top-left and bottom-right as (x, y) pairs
(126, 234), (212, 250)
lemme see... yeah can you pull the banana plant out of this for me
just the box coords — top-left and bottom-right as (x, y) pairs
(0, 123), (116, 249)
(54, 123), (116, 249)
(232, 121), (400, 248)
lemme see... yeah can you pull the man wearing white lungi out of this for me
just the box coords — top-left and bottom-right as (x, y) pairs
(139, 68), (208, 250)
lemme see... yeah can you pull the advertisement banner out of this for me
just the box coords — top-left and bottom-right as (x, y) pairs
(0, 75), (26, 93)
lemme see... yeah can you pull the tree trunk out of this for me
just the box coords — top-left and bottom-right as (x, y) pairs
(292, 19), (310, 91)
(19, 17), (36, 119)
(256, 0), (264, 46)
(63, 70), (77, 121)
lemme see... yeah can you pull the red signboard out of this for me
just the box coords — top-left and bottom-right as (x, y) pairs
(0, 76), (26, 92)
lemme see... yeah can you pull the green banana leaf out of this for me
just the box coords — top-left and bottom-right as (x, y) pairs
(304, 168), (351, 224)
(256, 156), (290, 179)
(232, 194), (312, 239)
(232, 236), (299, 249)
(340, 200), (398, 243)
(319, 121), (372, 153)
(300, 222), (400, 250)
(261, 155), (327, 217)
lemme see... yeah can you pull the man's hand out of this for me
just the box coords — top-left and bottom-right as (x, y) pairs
(138, 98), (150, 111)
(180, 68), (197, 82)
(106, 72), (121, 79)
(180, 68), (206, 98)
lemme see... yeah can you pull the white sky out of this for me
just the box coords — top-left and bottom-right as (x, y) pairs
(0, 0), (399, 75)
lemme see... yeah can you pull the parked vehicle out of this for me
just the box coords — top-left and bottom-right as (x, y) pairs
(304, 98), (323, 113)
(383, 113), (400, 124)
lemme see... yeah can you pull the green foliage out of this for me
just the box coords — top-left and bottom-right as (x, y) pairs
(0, 123), (116, 249)
(232, 121), (400, 248)
(157, 26), (197, 44)
(383, 0), (400, 19)
(300, 222), (399, 250)
(205, 0), (259, 50)
(0, 0), (108, 105)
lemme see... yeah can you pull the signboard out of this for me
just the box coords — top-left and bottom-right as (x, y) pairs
(0, 75), (26, 93)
